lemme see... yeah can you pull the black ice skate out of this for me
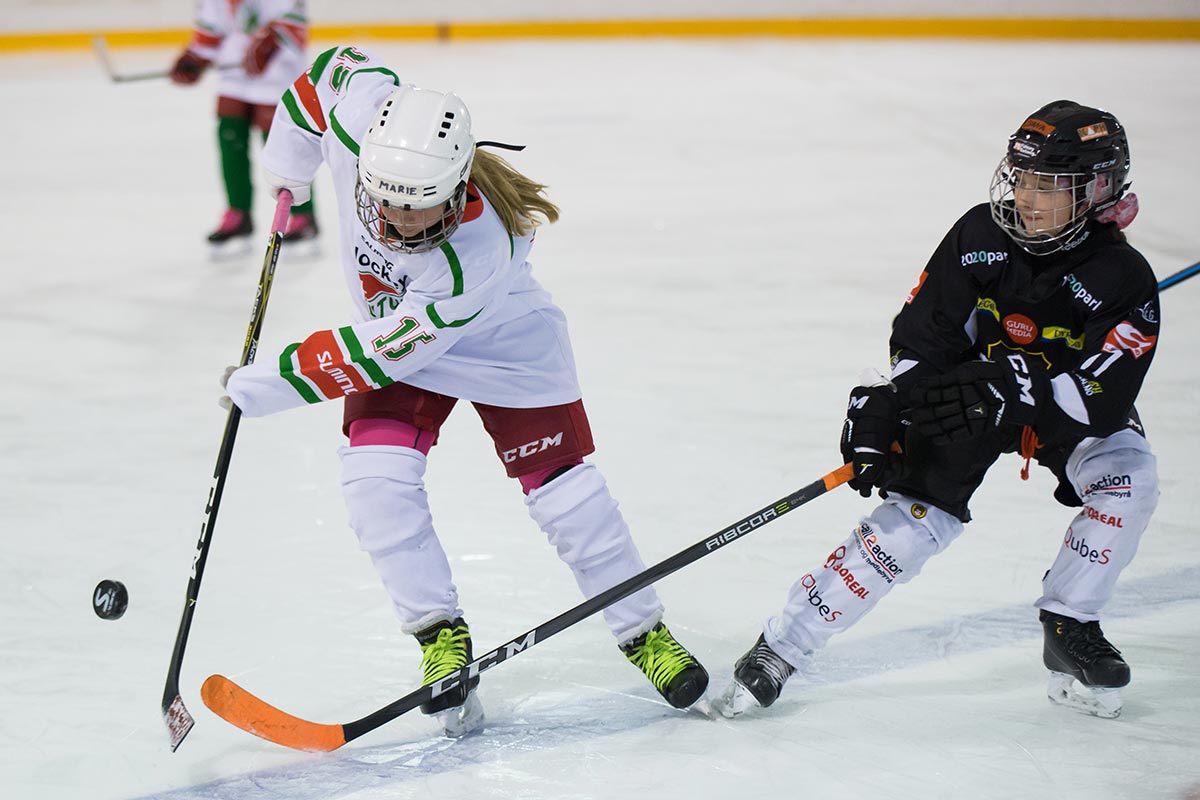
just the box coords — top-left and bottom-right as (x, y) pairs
(206, 209), (254, 259)
(1040, 610), (1129, 719)
(415, 617), (484, 736)
(620, 623), (710, 710)
(715, 634), (796, 718)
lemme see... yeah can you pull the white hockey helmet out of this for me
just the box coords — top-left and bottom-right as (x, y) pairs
(355, 85), (476, 253)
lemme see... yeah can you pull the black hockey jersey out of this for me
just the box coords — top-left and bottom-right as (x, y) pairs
(891, 203), (1159, 449)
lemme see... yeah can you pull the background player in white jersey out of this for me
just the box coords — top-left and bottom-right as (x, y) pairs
(170, 0), (318, 252)
(718, 100), (1159, 721)
(221, 45), (709, 733)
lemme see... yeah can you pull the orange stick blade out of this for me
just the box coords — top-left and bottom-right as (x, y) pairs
(201, 674), (347, 752)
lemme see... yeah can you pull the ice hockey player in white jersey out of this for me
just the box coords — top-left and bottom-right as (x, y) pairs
(222, 45), (709, 734)
(716, 100), (1159, 721)
(170, 0), (318, 253)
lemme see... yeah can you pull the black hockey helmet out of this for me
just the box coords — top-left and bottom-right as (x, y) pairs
(989, 100), (1131, 255)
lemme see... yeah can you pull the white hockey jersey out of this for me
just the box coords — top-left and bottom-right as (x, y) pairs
(227, 45), (582, 417)
(186, 0), (309, 105)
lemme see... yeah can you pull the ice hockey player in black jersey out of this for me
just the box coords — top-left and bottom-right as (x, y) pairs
(717, 100), (1159, 720)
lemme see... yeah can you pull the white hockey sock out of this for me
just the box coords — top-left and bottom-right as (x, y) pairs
(525, 464), (664, 643)
(766, 494), (963, 667)
(340, 445), (463, 633)
(1037, 429), (1158, 621)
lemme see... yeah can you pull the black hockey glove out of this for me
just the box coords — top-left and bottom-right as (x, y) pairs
(840, 379), (904, 498)
(910, 355), (1048, 445)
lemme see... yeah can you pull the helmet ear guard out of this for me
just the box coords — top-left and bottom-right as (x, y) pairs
(356, 86), (476, 253)
(989, 100), (1132, 255)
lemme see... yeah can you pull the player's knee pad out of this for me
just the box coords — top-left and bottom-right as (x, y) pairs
(853, 493), (964, 586)
(524, 463), (629, 571)
(339, 445), (434, 556)
(770, 494), (963, 657)
(1068, 429), (1159, 528)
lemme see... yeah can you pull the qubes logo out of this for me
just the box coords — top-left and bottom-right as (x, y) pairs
(1102, 321), (1157, 359)
(1064, 528), (1112, 565)
(799, 573), (842, 623)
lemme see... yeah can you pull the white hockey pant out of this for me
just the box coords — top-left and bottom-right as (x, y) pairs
(525, 464), (664, 643)
(1036, 429), (1158, 622)
(766, 493), (964, 669)
(340, 445), (463, 634)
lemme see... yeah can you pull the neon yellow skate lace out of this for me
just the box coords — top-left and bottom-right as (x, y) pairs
(623, 626), (696, 691)
(420, 625), (471, 685)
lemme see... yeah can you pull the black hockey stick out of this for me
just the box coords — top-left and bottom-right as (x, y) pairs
(1159, 260), (1200, 292)
(162, 190), (294, 752)
(92, 36), (238, 83)
(200, 461), (856, 751)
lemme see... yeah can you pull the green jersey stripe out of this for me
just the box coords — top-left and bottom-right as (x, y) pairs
(329, 106), (359, 156)
(281, 90), (321, 136)
(427, 303), (482, 330)
(338, 326), (394, 388)
(346, 66), (401, 91)
(439, 242), (465, 296)
(309, 46), (338, 83)
(279, 343), (322, 404)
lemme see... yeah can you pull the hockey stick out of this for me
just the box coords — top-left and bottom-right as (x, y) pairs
(162, 190), (294, 752)
(1158, 260), (1200, 291)
(201, 461), (855, 751)
(92, 36), (238, 83)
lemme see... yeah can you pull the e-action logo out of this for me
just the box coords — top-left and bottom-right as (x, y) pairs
(1084, 474), (1133, 498)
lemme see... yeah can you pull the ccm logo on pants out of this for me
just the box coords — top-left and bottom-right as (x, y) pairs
(502, 432), (564, 463)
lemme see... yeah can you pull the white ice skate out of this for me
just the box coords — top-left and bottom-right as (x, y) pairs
(432, 689), (485, 737)
(1046, 671), (1123, 719)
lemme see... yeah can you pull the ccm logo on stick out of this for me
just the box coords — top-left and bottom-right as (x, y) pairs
(428, 631), (537, 698)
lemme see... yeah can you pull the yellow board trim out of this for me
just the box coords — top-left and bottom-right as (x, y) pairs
(4, 18), (1200, 53)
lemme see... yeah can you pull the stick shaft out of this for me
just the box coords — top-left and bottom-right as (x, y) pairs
(1158, 261), (1200, 291)
(162, 190), (293, 751)
(203, 462), (851, 750)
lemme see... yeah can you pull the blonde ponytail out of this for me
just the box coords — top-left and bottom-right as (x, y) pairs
(469, 149), (560, 237)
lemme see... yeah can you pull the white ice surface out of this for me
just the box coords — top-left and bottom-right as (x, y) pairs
(1, 38), (1198, 800)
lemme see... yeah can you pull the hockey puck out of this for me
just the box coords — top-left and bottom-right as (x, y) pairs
(93, 579), (128, 620)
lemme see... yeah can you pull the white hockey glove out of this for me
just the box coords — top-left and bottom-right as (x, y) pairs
(262, 167), (311, 206)
(219, 365), (237, 411)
